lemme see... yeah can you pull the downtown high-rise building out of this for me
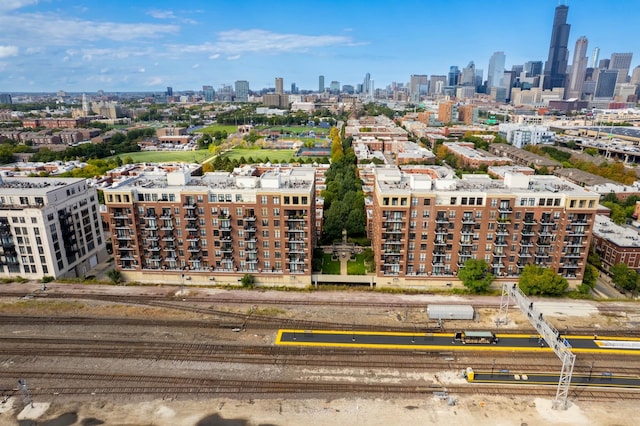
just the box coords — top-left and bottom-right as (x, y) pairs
(447, 66), (460, 87)
(460, 62), (476, 86)
(542, 4), (570, 90)
(590, 47), (600, 69)
(275, 77), (284, 94)
(487, 52), (506, 90)
(363, 73), (371, 96)
(595, 69), (618, 99)
(567, 36), (588, 99)
(429, 75), (447, 96)
(409, 74), (428, 101)
(609, 52), (633, 85)
(234, 80), (249, 102)
(318, 75), (324, 93)
(202, 85), (215, 102)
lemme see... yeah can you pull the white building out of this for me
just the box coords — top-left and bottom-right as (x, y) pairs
(498, 123), (555, 148)
(0, 177), (108, 279)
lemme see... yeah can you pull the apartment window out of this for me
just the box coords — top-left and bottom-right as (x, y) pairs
(412, 198), (418, 206)
(450, 197), (457, 205)
(475, 211), (482, 219)
(570, 200), (576, 208)
(273, 197), (279, 204)
(261, 196), (267, 204)
(423, 199), (430, 206)
(491, 199), (497, 207)
(485, 244), (492, 251)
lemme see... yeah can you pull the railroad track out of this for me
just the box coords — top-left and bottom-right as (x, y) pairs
(2, 372), (638, 401)
(2, 336), (640, 375)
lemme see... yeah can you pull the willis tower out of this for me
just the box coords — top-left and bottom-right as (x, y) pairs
(542, 3), (570, 90)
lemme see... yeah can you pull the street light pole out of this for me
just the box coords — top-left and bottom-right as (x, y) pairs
(589, 361), (594, 382)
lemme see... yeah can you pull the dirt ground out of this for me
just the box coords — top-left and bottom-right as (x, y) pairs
(1, 283), (639, 425)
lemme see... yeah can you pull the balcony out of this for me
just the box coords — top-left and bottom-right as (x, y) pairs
(432, 260), (445, 267)
(384, 215), (404, 223)
(244, 215), (256, 222)
(434, 239), (446, 246)
(221, 246), (233, 253)
(518, 252), (532, 258)
(491, 262), (505, 268)
(183, 202), (197, 209)
(161, 235), (175, 242)
(461, 216), (475, 224)
(565, 252), (582, 258)
(460, 228), (474, 235)
(523, 218), (537, 225)
(435, 216), (449, 224)
(184, 214), (198, 220)
(220, 222), (232, 231)
(112, 212), (128, 219)
(538, 230), (553, 237)
(537, 239), (551, 246)
(534, 253), (550, 259)
(187, 245), (200, 253)
(160, 224), (174, 231)
(162, 246), (176, 253)
(521, 230), (534, 237)
(494, 239), (507, 247)
(160, 213), (173, 220)
(498, 206), (512, 213)
(115, 234), (133, 241)
(520, 240), (534, 247)
(493, 251), (506, 257)
(143, 212), (157, 219)
(147, 224), (158, 231)
(185, 223), (199, 232)
(244, 225), (257, 232)
(568, 230), (586, 236)
(384, 228), (404, 234)
(496, 228), (509, 236)
(147, 246), (160, 252)
(459, 240), (473, 246)
(567, 241), (583, 248)
(497, 217), (511, 224)
(434, 227), (448, 234)
(571, 218), (588, 225)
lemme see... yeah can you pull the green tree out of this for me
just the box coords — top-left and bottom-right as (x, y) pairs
(518, 265), (568, 296)
(579, 264), (598, 294)
(610, 263), (638, 293)
(107, 269), (122, 285)
(458, 259), (494, 293)
(240, 273), (255, 288)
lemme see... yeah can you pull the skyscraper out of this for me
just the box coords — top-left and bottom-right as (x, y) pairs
(275, 77), (284, 94)
(409, 74), (428, 101)
(318, 75), (325, 93)
(609, 52), (633, 85)
(590, 47), (600, 69)
(542, 4), (570, 90)
(429, 75), (447, 95)
(234, 80), (249, 102)
(487, 52), (506, 90)
(363, 73), (371, 96)
(595, 69), (618, 99)
(447, 66), (460, 86)
(567, 36), (588, 99)
(202, 85), (215, 102)
(460, 62), (476, 86)
(524, 61), (543, 78)
(166, 86), (173, 97)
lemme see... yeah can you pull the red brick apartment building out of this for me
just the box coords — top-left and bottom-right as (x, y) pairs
(591, 214), (640, 271)
(103, 167), (316, 287)
(371, 168), (600, 288)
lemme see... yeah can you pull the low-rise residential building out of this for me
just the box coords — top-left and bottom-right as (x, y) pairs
(591, 214), (640, 271)
(443, 142), (511, 168)
(498, 123), (555, 148)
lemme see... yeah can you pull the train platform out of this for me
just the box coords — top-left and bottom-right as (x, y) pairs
(275, 329), (640, 355)
(469, 371), (640, 388)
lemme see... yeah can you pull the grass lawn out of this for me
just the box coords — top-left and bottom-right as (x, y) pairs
(106, 149), (212, 163)
(196, 124), (239, 134)
(258, 125), (330, 135)
(322, 253), (341, 275)
(347, 254), (367, 275)
(221, 148), (314, 163)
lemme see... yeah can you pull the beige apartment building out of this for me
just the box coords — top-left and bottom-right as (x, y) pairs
(103, 167), (316, 287)
(371, 167), (599, 288)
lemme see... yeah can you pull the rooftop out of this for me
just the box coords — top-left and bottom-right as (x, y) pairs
(593, 214), (640, 248)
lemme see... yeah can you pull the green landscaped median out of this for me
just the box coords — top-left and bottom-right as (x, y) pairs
(322, 253), (341, 275)
(106, 149), (212, 163)
(220, 148), (318, 163)
(347, 253), (367, 275)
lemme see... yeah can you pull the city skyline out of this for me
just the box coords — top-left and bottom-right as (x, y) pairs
(1, 0), (640, 92)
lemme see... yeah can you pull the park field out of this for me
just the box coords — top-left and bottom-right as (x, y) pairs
(220, 148), (303, 163)
(107, 149), (211, 163)
(196, 124), (239, 134)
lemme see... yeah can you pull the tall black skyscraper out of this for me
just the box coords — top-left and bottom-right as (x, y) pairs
(542, 4), (570, 90)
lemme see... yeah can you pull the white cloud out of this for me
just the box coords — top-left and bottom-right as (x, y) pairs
(138, 67), (145, 73)
(0, 12), (179, 46)
(0, 0), (39, 11)
(25, 47), (42, 54)
(145, 77), (164, 86)
(227, 55), (240, 61)
(0, 45), (19, 58)
(169, 29), (356, 57)
(192, 63), (200, 69)
(147, 9), (176, 20)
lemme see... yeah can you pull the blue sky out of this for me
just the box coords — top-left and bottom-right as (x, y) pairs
(1, 0), (639, 92)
